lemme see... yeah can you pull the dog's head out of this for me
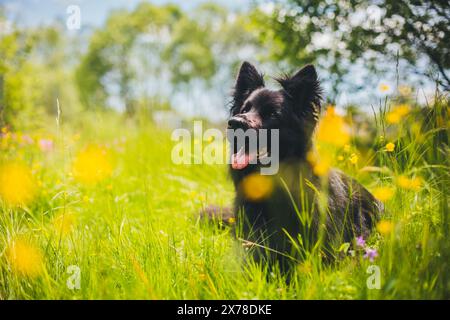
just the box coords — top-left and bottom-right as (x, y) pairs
(228, 61), (322, 171)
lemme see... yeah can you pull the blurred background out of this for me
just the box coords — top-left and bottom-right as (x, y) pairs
(0, 1), (449, 300)
(0, 0), (448, 128)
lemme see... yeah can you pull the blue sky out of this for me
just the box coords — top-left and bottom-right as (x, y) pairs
(1, 0), (249, 27)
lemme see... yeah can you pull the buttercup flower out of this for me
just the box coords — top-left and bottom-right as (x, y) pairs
(73, 145), (113, 184)
(386, 104), (410, 124)
(316, 106), (350, 147)
(6, 239), (44, 277)
(397, 175), (422, 191)
(372, 187), (395, 202)
(307, 151), (330, 176)
(0, 163), (36, 205)
(240, 173), (273, 201)
(349, 153), (358, 165)
(385, 142), (395, 152)
(377, 220), (393, 235)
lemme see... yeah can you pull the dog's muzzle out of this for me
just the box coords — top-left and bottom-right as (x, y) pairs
(227, 116), (249, 130)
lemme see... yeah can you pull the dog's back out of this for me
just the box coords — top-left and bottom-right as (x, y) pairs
(233, 161), (381, 270)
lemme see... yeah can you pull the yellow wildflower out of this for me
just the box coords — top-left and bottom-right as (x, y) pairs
(313, 161), (330, 176)
(316, 107), (350, 147)
(349, 153), (358, 165)
(307, 151), (330, 176)
(240, 173), (273, 201)
(385, 142), (395, 152)
(372, 186), (395, 202)
(377, 220), (393, 235)
(6, 239), (44, 277)
(397, 176), (422, 191)
(72, 145), (113, 184)
(0, 163), (36, 205)
(395, 104), (410, 116)
(386, 104), (410, 124)
(228, 217), (236, 224)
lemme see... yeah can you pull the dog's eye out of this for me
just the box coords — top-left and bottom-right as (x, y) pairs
(241, 103), (252, 114)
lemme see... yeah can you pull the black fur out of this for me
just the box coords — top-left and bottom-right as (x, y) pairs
(228, 61), (382, 271)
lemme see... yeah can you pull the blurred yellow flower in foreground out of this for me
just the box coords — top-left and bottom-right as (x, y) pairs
(307, 151), (330, 176)
(386, 104), (410, 124)
(377, 220), (393, 235)
(73, 146), (113, 184)
(385, 142), (395, 152)
(316, 107), (350, 147)
(52, 212), (76, 236)
(228, 217), (235, 224)
(372, 186), (395, 202)
(397, 175), (422, 191)
(0, 163), (36, 205)
(240, 173), (273, 201)
(6, 239), (44, 277)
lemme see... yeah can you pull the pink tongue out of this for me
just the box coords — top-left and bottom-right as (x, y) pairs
(231, 148), (253, 170)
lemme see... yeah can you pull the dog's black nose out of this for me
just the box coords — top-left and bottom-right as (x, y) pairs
(228, 117), (246, 130)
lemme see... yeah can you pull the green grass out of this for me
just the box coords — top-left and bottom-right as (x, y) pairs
(0, 98), (448, 299)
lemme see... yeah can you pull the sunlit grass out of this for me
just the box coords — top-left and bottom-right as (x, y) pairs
(0, 93), (448, 299)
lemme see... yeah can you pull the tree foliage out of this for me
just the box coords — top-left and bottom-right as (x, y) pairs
(254, 0), (450, 98)
(0, 16), (74, 128)
(75, 3), (183, 113)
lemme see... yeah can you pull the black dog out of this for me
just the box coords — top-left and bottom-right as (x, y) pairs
(226, 61), (382, 271)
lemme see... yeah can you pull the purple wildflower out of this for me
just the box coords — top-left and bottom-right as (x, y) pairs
(38, 139), (54, 152)
(22, 134), (34, 145)
(363, 248), (379, 262)
(356, 236), (366, 248)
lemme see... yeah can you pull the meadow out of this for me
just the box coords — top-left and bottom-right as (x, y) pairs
(0, 91), (448, 299)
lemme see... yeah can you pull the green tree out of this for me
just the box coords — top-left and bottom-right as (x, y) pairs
(0, 16), (41, 128)
(253, 0), (450, 97)
(75, 3), (182, 113)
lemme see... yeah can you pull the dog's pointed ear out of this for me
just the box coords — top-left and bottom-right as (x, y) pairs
(232, 61), (264, 112)
(276, 64), (322, 122)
